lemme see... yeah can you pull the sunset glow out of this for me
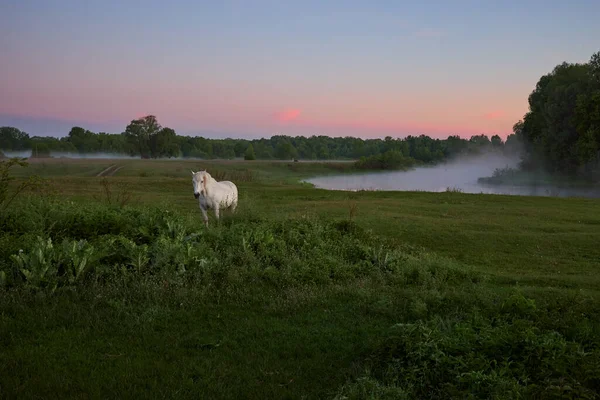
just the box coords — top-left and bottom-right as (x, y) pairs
(274, 109), (302, 123)
(1, 1), (599, 139)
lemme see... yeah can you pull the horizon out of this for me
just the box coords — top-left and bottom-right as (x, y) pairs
(0, 113), (510, 142)
(2, 1), (599, 140)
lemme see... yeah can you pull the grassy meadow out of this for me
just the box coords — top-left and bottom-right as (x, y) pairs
(1, 157), (599, 399)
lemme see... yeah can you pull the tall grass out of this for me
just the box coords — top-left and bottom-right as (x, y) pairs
(94, 177), (138, 207)
(0, 157), (42, 211)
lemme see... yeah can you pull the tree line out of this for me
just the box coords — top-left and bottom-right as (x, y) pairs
(1, 115), (520, 165)
(514, 50), (600, 178)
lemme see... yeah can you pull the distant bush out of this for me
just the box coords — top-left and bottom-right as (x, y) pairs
(478, 166), (521, 185)
(244, 144), (256, 160)
(477, 166), (590, 188)
(445, 186), (463, 193)
(355, 151), (417, 170)
(30, 143), (51, 158)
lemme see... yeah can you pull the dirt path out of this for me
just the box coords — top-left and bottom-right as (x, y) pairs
(96, 164), (123, 177)
(110, 165), (124, 176)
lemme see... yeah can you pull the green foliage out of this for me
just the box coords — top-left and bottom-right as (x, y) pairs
(9, 237), (99, 291)
(59, 238), (98, 283)
(244, 144), (256, 160)
(517, 50), (600, 177)
(591, 51), (600, 81)
(10, 237), (59, 291)
(68, 126), (101, 152)
(0, 196), (486, 294)
(150, 127), (180, 158)
(30, 142), (51, 158)
(0, 126), (30, 150)
(0, 157), (41, 211)
(123, 115), (162, 158)
(478, 166), (522, 185)
(337, 289), (600, 399)
(1, 122), (516, 164)
(491, 134), (503, 148)
(355, 150), (417, 170)
(275, 138), (298, 160)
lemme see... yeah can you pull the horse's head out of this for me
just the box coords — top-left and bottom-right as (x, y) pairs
(191, 170), (209, 198)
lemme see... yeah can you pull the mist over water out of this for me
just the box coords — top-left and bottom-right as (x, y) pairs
(1, 151), (140, 159)
(1, 151), (36, 158)
(4, 149), (599, 198)
(307, 153), (600, 198)
(52, 152), (140, 159)
(1, 151), (213, 160)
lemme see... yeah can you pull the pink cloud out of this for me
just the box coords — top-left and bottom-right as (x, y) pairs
(484, 110), (505, 120)
(274, 108), (301, 123)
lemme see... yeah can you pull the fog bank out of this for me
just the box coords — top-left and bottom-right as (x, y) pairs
(306, 153), (600, 198)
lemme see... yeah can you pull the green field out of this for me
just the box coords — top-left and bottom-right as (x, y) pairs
(1, 158), (599, 399)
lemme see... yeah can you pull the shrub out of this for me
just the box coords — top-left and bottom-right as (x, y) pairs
(354, 151), (417, 170)
(337, 316), (599, 399)
(335, 288), (600, 399)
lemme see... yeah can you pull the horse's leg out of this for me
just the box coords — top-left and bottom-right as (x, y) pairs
(200, 206), (209, 227)
(214, 206), (220, 221)
(230, 200), (237, 213)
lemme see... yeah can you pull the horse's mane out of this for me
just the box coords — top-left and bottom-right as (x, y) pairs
(203, 171), (214, 185)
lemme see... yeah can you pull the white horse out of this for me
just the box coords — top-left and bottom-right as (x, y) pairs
(191, 170), (238, 226)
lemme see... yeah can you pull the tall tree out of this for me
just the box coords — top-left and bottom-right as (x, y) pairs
(275, 139), (298, 160)
(517, 51), (600, 174)
(150, 127), (179, 158)
(67, 126), (99, 152)
(491, 135), (503, 148)
(123, 115), (161, 158)
(0, 127), (30, 151)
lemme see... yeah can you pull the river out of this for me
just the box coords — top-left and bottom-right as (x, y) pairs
(306, 154), (600, 198)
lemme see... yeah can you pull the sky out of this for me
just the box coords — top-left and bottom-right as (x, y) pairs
(1, 0), (599, 140)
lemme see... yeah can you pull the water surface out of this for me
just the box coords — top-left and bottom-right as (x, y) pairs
(307, 154), (600, 198)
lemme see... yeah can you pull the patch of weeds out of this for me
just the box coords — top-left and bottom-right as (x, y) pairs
(9, 236), (101, 291)
(335, 290), (600, 399)
(94, 177), (138, 207)
(0, 157), (42, 211)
